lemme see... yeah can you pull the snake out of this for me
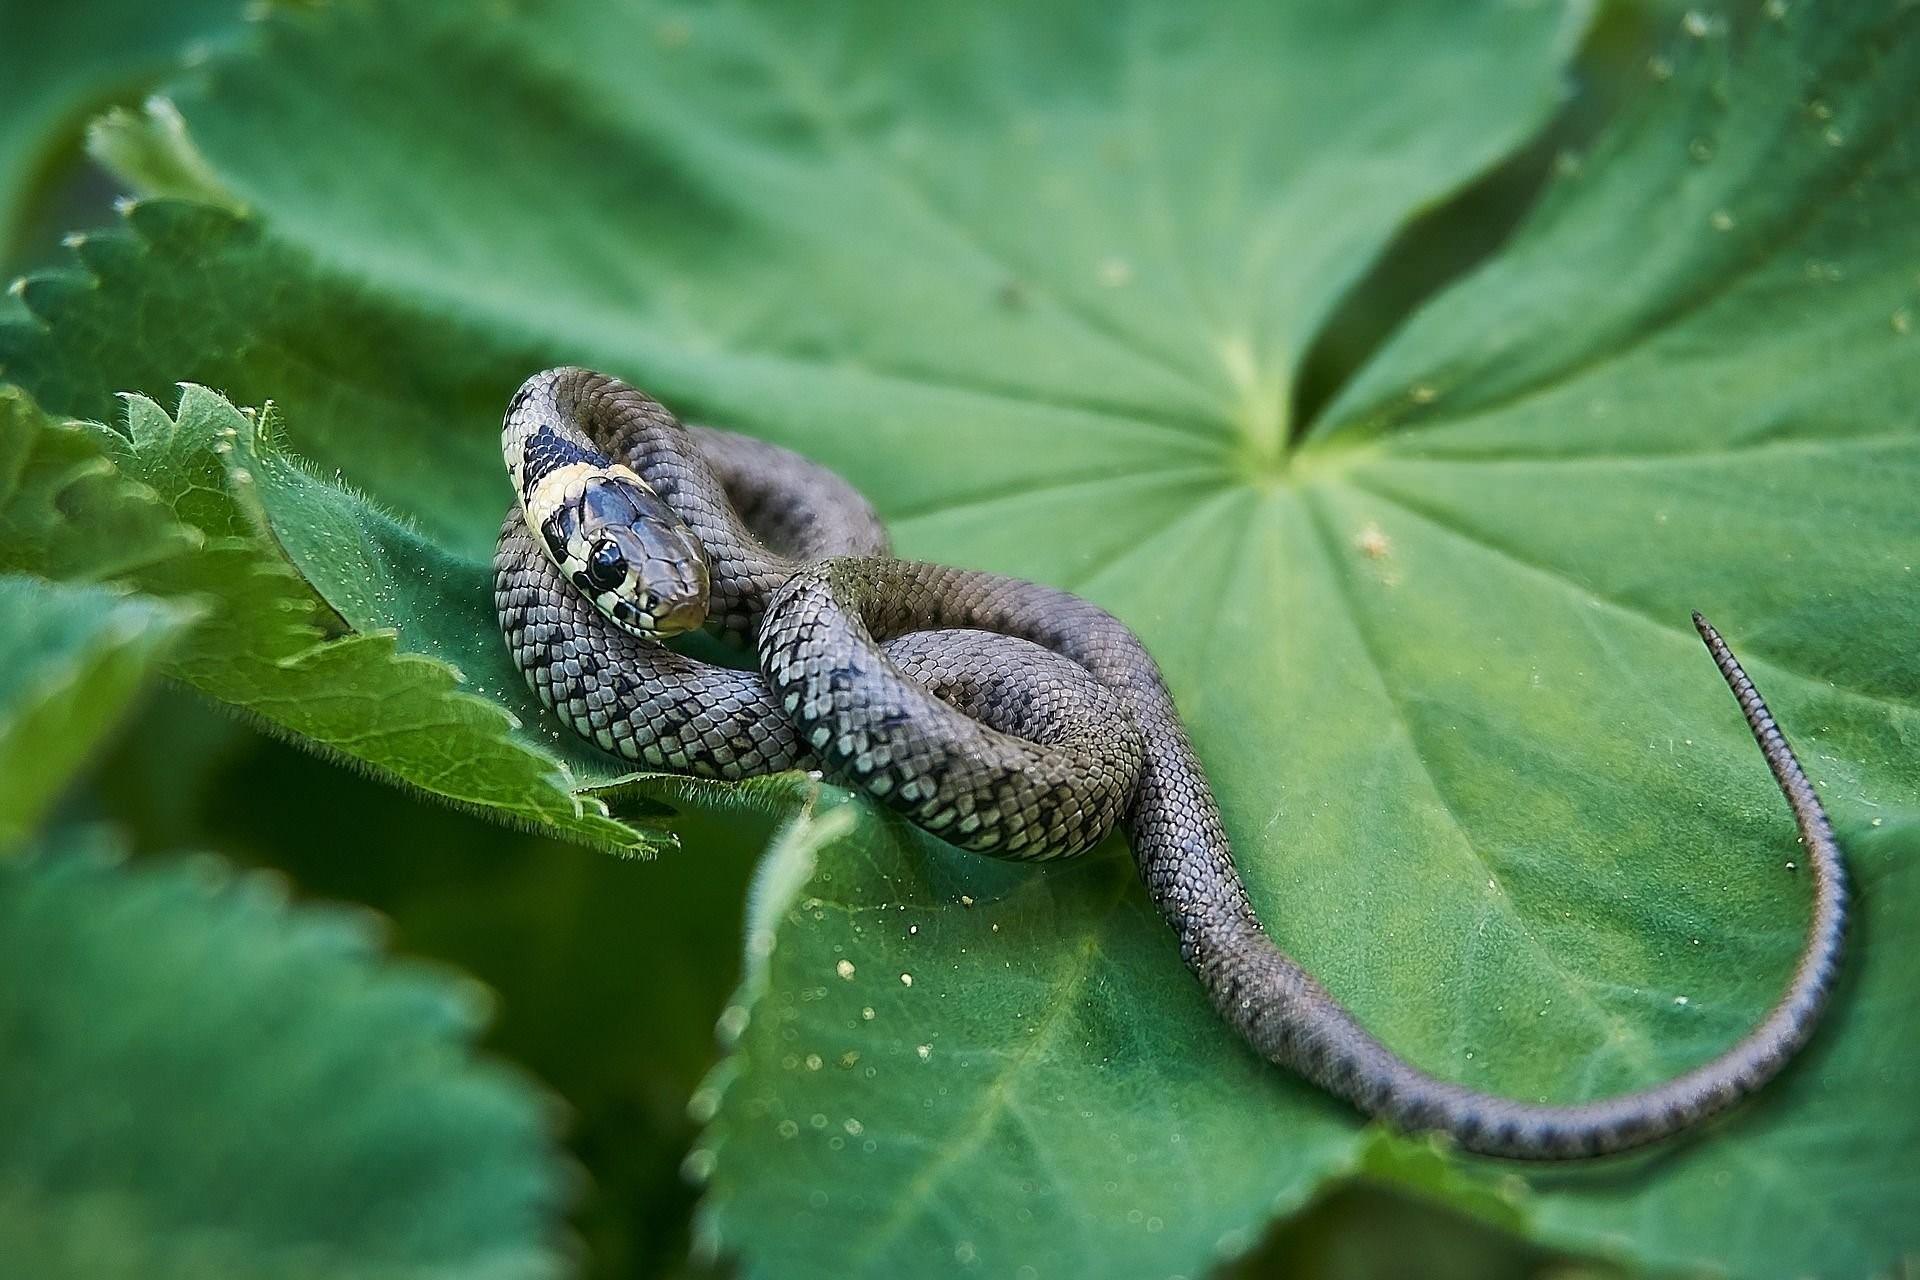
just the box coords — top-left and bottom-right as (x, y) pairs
(495, 366), (1849, 1160)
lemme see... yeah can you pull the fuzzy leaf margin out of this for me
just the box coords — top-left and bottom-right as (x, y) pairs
(0, 383), (666, 852)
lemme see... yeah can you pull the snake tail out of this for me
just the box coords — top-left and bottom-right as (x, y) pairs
(495, 367), (1848, 1161)
(1205, 612), (1848, 1158)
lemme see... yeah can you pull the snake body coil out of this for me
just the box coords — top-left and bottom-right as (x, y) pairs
(496, 367), (1849, 1160)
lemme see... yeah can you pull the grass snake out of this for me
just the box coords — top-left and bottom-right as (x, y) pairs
(494, 366), (1848, 1160)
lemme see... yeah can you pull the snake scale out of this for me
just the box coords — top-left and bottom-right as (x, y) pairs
(495, 366), (1848, 1160)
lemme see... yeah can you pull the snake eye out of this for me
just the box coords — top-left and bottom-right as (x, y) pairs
(584, 538), (627, 592)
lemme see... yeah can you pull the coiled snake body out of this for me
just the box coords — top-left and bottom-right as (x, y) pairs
(495, 366), (1848, 1160)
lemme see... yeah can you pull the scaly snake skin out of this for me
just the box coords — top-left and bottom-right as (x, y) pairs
(495, 367), (1849, 1160)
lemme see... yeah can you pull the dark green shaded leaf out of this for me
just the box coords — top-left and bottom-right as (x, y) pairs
(85, 693), (775, 1280)
(0, 0), (242, 262)
(0, 576), (192, 846)
(0, 828), (571, 1279)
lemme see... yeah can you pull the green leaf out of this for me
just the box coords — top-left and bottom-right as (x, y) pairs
(691, 800), (1370, 1279)
(0, 384), (200, 844)
(0, 383), (664, 852)
(1304, 5), (1920, 1272)
(0, 576), (194, 847)
(2, 0), (1917, 1276)
(0, 383), (196, 581)
(0, 0), (243, 263)
(0, 828), (570, 1279)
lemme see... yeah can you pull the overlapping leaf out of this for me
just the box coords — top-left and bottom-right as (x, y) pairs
(102, 713), (787, 1279)
(0, 0), (1915, 1276)
(0, 576), (193, 846)
(0, 827), (572, 1280)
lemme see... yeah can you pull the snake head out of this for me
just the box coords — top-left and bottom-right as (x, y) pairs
(531, 463), (711, 638)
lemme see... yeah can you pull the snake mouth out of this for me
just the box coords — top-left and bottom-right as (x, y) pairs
(596, 556), (709, 639)
(642, 592), (708, 638)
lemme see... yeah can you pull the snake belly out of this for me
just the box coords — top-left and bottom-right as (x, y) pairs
(496, 367), (1848, 1160)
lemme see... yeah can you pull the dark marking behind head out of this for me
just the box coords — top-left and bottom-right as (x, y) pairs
(522, 424), (598, 488)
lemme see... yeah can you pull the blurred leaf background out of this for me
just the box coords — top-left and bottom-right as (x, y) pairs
(2, 0), (1915, 1277)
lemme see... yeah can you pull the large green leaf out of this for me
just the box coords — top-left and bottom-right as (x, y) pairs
(0, 576), (193, 846)
(0, 827), (571, 1279)
(690, 800), (1377, 1279)
(1, 0), (1917, 1276)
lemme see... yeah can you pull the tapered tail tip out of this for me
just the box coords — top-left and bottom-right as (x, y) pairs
(1691, 609), (1713, 636)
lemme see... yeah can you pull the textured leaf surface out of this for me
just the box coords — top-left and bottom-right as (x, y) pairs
(691, 800), (1372, 1279)
(0, 576), (192, 846)
(1, 0), (1917, 1276)
(0, 828), (569, 1280)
